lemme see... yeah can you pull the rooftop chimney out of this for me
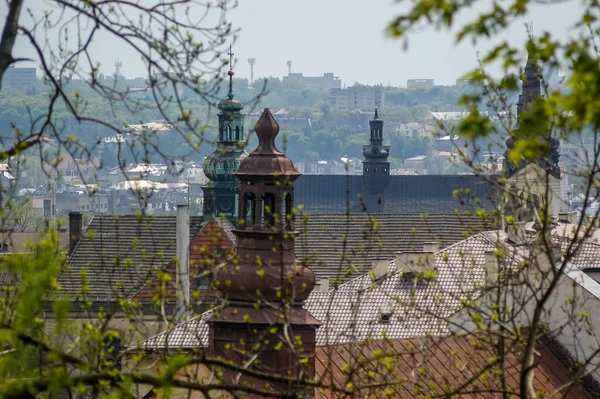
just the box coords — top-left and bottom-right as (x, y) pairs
(315, 278), (330, 292)
(68, 212), (83, 256)
(527, 242), (562, 290)
(371, 258), (392, 280)
(558, 211), (577, 225)
(507, 221), (528, 245)
(422, 242), (440, 253)
(175, 205), (190, 323)
(395, 250), (435, 275)
(483, 250), (499, 286)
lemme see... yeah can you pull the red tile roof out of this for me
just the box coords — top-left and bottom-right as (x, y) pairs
(314, 335), (594, 398)
(133, 218), (235, 304)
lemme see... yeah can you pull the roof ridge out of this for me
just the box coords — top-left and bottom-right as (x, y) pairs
(143, 308), (215, 349)
(302, 213), (486, 217)
(435, 230), (493, 254)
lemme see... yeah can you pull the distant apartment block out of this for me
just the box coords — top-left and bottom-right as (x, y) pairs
(455, 78), (474, 86)
(127, 87), (152, 100)
(3, 66), (36, 93)
(31, 191), (109, 215)
(407, 79), (434, 90)
(330, 85), (385, 112)
(282, 72), (341, 91)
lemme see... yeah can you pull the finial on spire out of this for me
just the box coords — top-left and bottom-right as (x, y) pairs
(227, 44), (235, 100)
(528, 21), (534, 39)
(374, 107), (379, 120)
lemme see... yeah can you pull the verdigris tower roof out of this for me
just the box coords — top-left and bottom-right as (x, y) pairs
(203, 47), (248, 184)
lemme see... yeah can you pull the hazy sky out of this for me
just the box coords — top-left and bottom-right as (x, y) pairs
(230, 0), (580, 86)
(4, 0), (583, 87)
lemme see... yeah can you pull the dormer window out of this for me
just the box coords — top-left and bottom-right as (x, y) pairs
(380, 312), (392, 324)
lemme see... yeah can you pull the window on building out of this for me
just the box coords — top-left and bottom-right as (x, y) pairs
(284, 193), (293, 230)
(196, 269), (211, 290)
(263, 193), (276, 227)
(243, 192), (256, 226)
(103, 332), (122, 369)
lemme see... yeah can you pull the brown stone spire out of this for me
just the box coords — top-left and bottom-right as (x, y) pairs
(208, 108), (320, 396)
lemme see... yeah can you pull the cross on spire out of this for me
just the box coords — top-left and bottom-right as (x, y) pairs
(226, 44), (235, 100)
(228, 45), (234, 69)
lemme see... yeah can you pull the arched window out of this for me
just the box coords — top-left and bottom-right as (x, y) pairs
(235, 126), (240, 141)
(242, 192), (256, 227)
(284, 193), (293, 230)
(263, 193), (276, 227)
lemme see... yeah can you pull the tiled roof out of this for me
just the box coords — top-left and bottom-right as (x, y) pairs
(132, 218), (233, 304)
(555, 236), (600, 270)
(295, 213), (494, 284)
(314, 336), (595, 398)
(294, 174), (497, 214)
(144, 310), (211, 350)
(214, 217), (236, 244)
(525, 222), (600, 270)
(59, 215), (203, 301)
(305, 232), (514, 345)
(144, 232), (514, 349)
(0, 270), (16, 287)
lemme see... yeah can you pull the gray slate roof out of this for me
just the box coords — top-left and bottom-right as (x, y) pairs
(295, 213), (493, 284)
(59, 215), (203, 301)
(294, 174), (497, 214)
(144, 231), (516, 350)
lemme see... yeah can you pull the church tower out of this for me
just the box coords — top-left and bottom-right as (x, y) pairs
(505, 49), (560, 179)
(202, 46), (248, 221)
(504, 45), (562, 221)
(362, 107), (391, 195)
(208, 109), (319, 396)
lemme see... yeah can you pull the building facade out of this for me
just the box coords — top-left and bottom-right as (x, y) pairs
(294, 110), (496, 214)
(2, 66), (36, 93)
(282, 72), (341, 91)
(407, 78), (434, 90)
(330, 85), (385, 112)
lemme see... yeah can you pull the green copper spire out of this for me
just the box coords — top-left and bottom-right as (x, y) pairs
(202, 45), (248, 221)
